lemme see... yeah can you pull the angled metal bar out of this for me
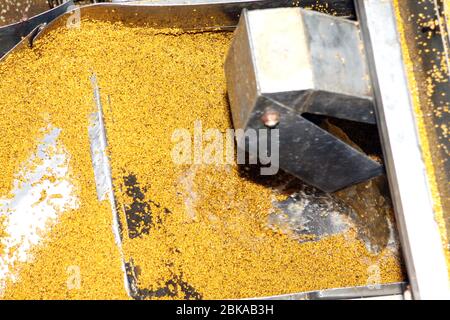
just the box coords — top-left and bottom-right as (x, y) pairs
(225, 7), (383, 192)
(252, 282), (406, 300)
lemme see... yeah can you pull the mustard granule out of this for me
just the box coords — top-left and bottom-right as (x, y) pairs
(0, 19), (403, 299)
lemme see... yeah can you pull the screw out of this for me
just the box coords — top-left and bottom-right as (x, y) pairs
(261, 110), (280, 128)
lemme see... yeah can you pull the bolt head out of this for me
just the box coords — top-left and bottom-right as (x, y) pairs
(261, 110), (280, 128)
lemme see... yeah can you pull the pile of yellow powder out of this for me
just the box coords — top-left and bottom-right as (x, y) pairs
(0, 19), (403, 299)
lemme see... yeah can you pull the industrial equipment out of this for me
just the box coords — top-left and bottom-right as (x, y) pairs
(0, 0), (448, 300)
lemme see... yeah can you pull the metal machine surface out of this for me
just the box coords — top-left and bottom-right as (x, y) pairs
(356, 0), (450, 299)
(225, 7), (381, 192)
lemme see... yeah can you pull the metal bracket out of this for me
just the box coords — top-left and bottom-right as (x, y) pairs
(225, 7), (383, 192)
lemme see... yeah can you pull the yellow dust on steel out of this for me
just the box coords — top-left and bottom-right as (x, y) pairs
(393, 0), (450, 278)
(0, 19), (403, 299)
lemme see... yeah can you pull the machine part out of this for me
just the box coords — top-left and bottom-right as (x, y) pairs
(117, 0), (356, 19)
(0, 0), (73, 58)
(261, 109), (280, 128)
(88, 74), (131, 296)
(256, 282), (406, 300)
(48, 0), (98, 8)
(395, 0), (450, 269)
(356, 0), (450, 299)
(89, 74), (116, 204)
(224, 7), (382, 193)
(1, 0), (356, 56)
(34, 0), (356, 34)
(0, 1), (404, 300)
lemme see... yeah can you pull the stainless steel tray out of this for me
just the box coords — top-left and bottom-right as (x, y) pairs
(0, 0), (405, 300)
